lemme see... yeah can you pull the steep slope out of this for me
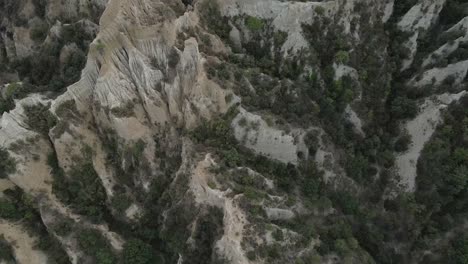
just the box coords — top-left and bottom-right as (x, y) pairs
(0, 0), (467, 264)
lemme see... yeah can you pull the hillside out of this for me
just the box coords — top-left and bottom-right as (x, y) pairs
(0, 0), (467, 263)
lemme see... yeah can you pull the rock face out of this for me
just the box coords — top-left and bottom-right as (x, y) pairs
(1, 0), (468, 263)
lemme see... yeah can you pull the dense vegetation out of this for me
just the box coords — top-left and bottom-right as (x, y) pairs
(195, 0), (468, 263)
(415, 96), (468, 263)
(1, 0), (467, 263)
(77, 229), (116, 264)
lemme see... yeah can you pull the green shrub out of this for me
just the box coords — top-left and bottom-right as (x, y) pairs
(245, 16), (265, 31)
(78, 229), (116, 264)
(304, 131), (319, 156)
(450, 235), (468, 264)
(273, 31), (288, 47)
(346, 154), (371, 184)
(334, 239), (350, 256)
(191, 108), (239, 148)
(0, 97), (14, 114)
(30, 20), (49, 42)
(53, 219), (74, 236)
(96, 40), (106, 52)
(0, 148), (16, 179)
(0, 237), (14, 263)
(23, 103), (57, 136)
(111, 102), (135, 118)
(335, 50), (350, 64)
(5, 83), (20, 98)
(66, 162), (108, 222)
(272, 229), (284, 241)
(111, 193), (132, 213)
(122, 239), (155, 264)
(55, 100), (79, 119)
(394, 133), (412, 152)
(0, 199), (21, 219)
(332, 191), (359, 215)
(243, 186), (264, 201)
(62, 48), (86, 84)
(315, 6), (325, 16)
(221, 148), (242, 167)
(31, 0), (47, 17)
(200, 0), (232, 40)
(377, 150), (395, 168)
(390, 96), (418, 119)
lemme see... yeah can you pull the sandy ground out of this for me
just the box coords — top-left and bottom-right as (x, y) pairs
(314, 128), (342, 180)
(396, 91), (466, 191)
(215, 197), (249, 264)
(413, 60), (468, 87)
(9, 139), (53, 195)
(0, 221), (48, 264)
(345, 105), (364, 136)
(232, 108), (307, 165)
(0, 179), (15, 197)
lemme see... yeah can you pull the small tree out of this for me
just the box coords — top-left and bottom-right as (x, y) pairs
(335, 50), (350, 64)
(245, 16), (265, 31)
